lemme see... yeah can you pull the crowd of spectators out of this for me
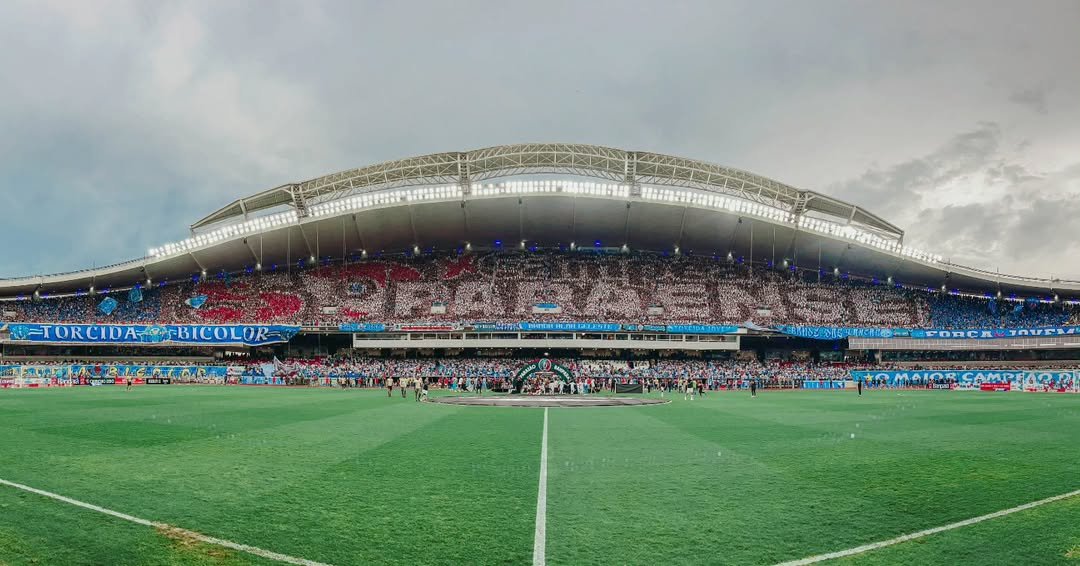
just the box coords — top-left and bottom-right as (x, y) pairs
(5, 355), (1077, 391)
(11, 251), (1080, 329)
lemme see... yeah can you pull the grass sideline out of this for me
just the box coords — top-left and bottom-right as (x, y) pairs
(0, 386), (1077, 565)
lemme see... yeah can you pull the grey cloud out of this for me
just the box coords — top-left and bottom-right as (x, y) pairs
(824, 122), (1003, 214)
(1009, 87), (1049, 114)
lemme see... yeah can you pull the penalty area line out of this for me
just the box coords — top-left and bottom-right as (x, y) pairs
(0, 477), (334, 566)
(533, 407), (549, 566)
(775, 488), (1080, 565)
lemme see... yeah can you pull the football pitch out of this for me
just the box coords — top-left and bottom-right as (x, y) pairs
(0, 387), (1077, 565)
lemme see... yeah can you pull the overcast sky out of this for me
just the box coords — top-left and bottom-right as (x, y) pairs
(1, 0), (1077, 279)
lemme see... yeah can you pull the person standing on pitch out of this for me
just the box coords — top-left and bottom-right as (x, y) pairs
(857, 377), (863, 396)
(750, 378), (757, 398)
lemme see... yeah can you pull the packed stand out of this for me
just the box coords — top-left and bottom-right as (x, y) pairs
(14, 251), (1080, 329)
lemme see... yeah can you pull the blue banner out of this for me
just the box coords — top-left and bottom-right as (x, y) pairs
(908, 327), (1080, 339)
(470, 323), (522, 332)
(851, 370), (1076, 388)
(778, 325), (1080, 340)
(775, 326), (900, 340)
(519, 322), (622, 332)
(665, 324), (740, 335)
(6, 324), (300, 346)
(338, 323), (387, 333)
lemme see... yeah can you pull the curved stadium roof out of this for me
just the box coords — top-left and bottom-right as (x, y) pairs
(1, 143), (1075, 300)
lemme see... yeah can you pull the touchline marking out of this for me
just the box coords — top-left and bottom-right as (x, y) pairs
(533, 407), (549, 566)
(0, 478), (334, 566)
(775, 488), (1080, 565)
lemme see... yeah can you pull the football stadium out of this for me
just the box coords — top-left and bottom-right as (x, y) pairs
(1, 143), (1078, 565)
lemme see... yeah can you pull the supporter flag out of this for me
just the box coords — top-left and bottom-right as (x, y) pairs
(98, 297), (119, 316)
(185, 295), (208, 309)
(128, 287), (143, 304)
(988, 299), (997, 314)
(1013, 303), (1024, 314)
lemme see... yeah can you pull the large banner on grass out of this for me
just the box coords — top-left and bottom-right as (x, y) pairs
(851, 369), (1077, 389)
(69, 364), (228, 379)
(6, 324), (300, 346)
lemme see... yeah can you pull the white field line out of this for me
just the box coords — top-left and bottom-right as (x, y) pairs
(775, 488), (1080, 565)
(533, 407), (549, 566)
(0, 477), (334, 566)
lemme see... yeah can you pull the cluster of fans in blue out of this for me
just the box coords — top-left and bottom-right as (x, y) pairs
(928, 294), (1069, 329)
(20, 292), (162, 323)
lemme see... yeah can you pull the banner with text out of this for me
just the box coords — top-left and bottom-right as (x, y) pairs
(850, 370), (1076, 389)
(778, 325), (1080, 341)
(6, 324), (300, 346)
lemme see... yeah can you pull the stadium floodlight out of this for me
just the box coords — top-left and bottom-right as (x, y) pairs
(88, 286), (95, 294)
(309, 255), (316, 263)
(255, 263), (262, 271)
(464, 242), (472, 251)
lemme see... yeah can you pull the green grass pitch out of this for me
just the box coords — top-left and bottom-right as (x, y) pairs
(0, 387), (1077, 565)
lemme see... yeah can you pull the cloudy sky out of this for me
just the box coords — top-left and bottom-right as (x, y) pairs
(1, 0), (1077, 279)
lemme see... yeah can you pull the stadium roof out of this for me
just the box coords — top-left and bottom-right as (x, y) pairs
(1, 143), (1077, 301)
(192, 143), (902, 239)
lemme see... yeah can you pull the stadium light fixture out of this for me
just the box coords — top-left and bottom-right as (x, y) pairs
(88, 285), (95, 294)
(255, 263), (262, 271)
(465, 242), (472, 251)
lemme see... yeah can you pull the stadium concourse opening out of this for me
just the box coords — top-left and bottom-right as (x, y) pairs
(429, 395), (668, 407)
